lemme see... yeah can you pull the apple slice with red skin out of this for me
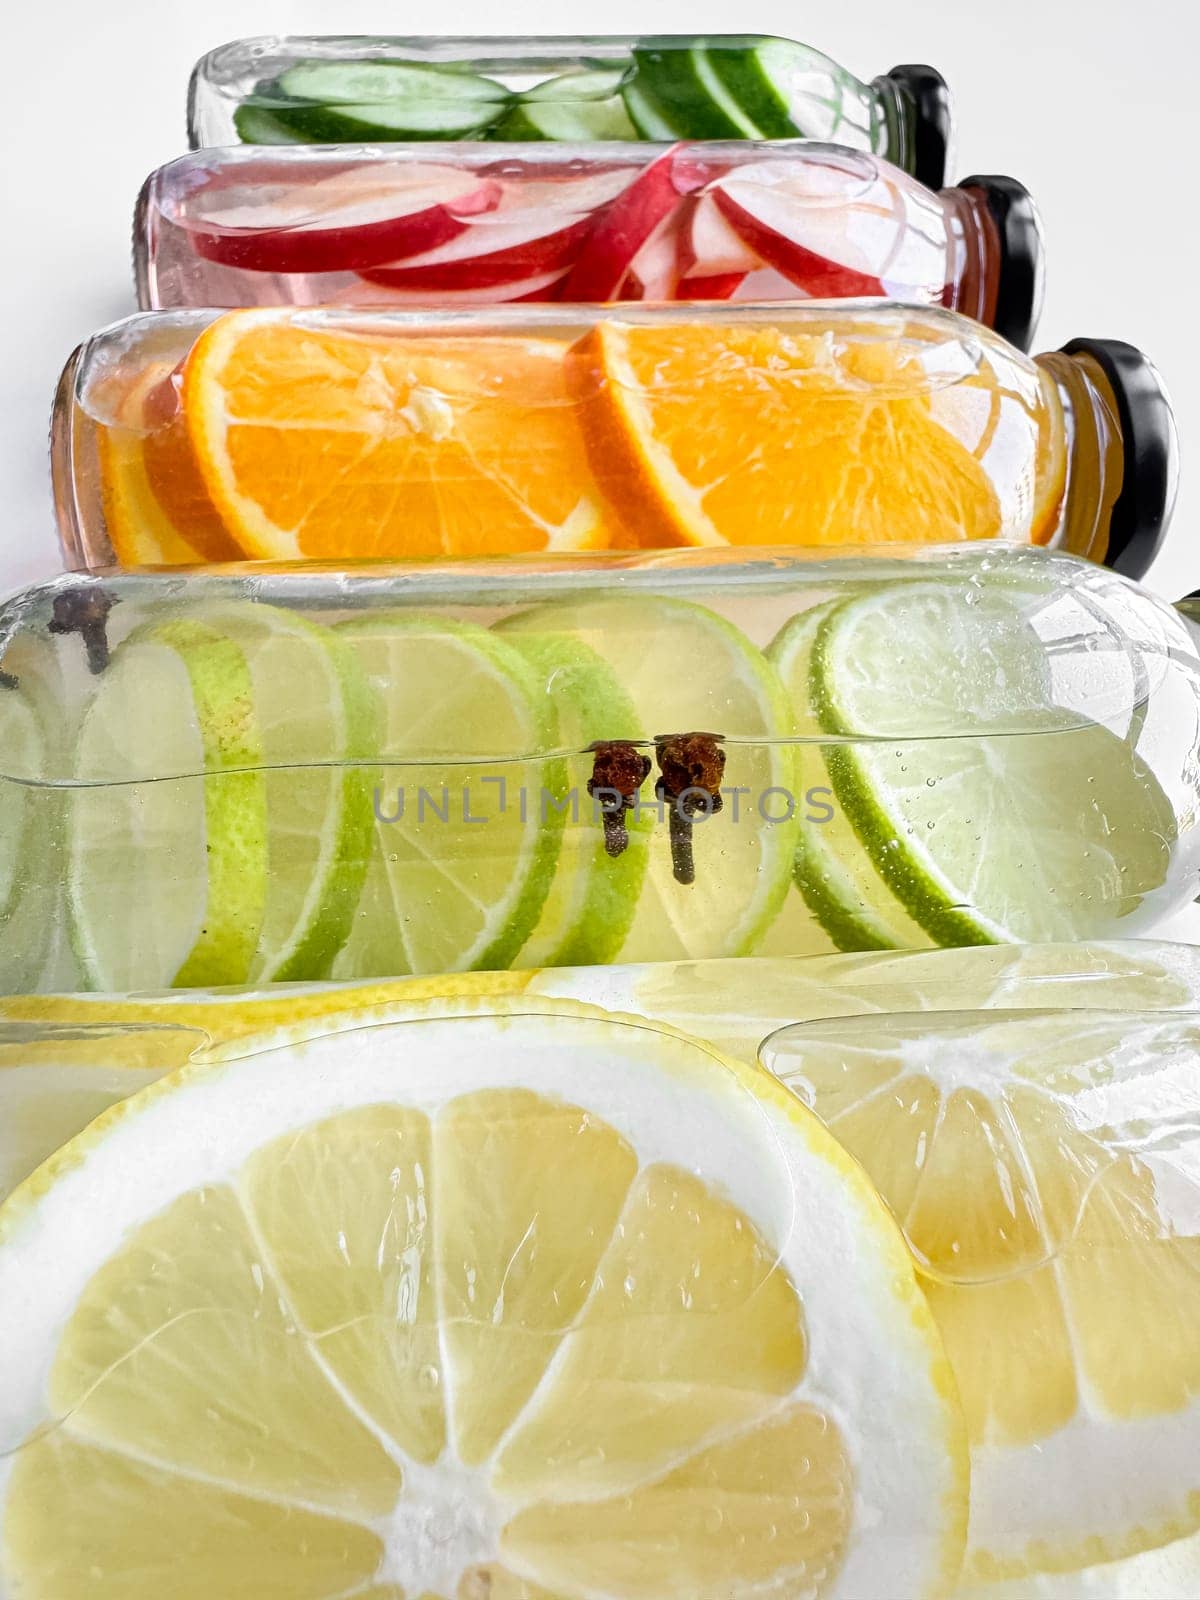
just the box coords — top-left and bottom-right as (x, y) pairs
(359, 212), (596, 290)
(675, 272), (747, 300)
(623, 212), (746, 302)
(346, 266), (570, 305)
(359, 169), (632, 291)
(558, 145), (721, 301)
(182, 163), (504, 275)
(711, 170), (890, 298)
(622, 209), (686, 301)
(680, 192), (762, 278)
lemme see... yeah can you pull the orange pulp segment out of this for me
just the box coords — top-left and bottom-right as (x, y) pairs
(569, 320), (1068, 549)
(182, 310), (614, 560)
(96, 366), (221, 567)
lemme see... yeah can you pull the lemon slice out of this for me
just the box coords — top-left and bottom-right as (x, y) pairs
(763, 1006), (1200, 1580)
(953, 1527), (1200, 1596)
(0, 999), (965, 1599)
(525, 939), (1200, 1061)
(0, 1022), (201, 1204)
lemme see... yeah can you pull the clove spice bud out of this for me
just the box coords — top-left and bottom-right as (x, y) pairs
(587, 740), (653, 859)
(654, 731), (726, 886)
(47, 587), (116, 675)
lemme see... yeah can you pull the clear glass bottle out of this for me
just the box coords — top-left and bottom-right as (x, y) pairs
(51, 304), (1174, 576)
(3, 545), (1199, 995)
(188, 35), (953, 186)
(135, 142), (1041, 348)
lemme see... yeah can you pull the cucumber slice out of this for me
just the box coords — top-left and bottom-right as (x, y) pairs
(525, 68), (629, 103)
(491, 97), (638, 140)
(237, 61), (512, 143)
(492, 71), (638, 141)
(706, 38), (875, 145)
(238, 96), (509, 143)
(620, 82), (679, 140)
(628, 42), (764, 139)
(232, 102), (314, 144)
(277, 60), (510, 108)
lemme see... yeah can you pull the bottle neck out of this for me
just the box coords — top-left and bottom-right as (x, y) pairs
(941, 186), (1002, 326)
(1176, 596), (1200, 639)
(873, 65), (953, 187)
(1033, 350), (1126, 566)
(871, 73), (914, 172)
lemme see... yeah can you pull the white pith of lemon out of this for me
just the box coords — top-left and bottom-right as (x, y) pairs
(3, 942), (1199, 1196)
(763, 1006), (1200, 1580)
(0, 999), (966, 1600)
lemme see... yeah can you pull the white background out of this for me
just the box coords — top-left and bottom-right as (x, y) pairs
(1, 0), (1194, 600)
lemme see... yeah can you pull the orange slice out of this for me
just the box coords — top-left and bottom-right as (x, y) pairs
(96, 366), (217, 568)
(140, 369), (243, 563)
(182, 310), (614, 560)
(570, 320), (1068, 549)
(1029, 367), (1069, 545)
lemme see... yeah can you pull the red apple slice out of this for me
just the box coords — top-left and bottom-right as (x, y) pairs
(676, 272), (747, 301)
(623, 211), (685, 301)
(357, 170), (633, 291)
(711, 163), (890, 298)
(344, 266), (570, 306)
(182, 163), (504, 274)
(357, 213), (595, 290)
(558, 145), (714, 302)
(680, 193), (762, 278)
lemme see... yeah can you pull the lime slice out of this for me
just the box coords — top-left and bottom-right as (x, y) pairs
(228, 607), (377, 983)
(331, 614), (563, 978)
(0, 637), (75, 991)
(501, 595), (799, 961)
(68, 604), (376, 990)
(811, 582), (1180, 944)
(0, 687), (41, 926)
(493, 627), (649, 966)
(768, 600), (931, 952)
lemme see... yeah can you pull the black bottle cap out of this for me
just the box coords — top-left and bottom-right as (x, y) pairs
(958, 175), (1045, 352)
(881, 64), (952, 189)
(1061, 338), (1179, 579)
